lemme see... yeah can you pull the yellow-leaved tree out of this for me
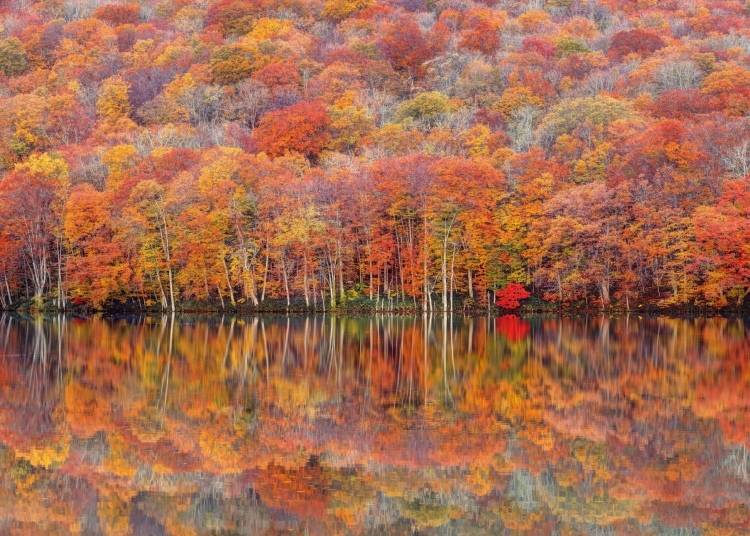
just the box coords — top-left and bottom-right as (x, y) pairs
(97, 76), (131, 123)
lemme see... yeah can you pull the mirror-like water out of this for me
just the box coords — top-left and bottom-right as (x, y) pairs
(0, 314), (748, 534)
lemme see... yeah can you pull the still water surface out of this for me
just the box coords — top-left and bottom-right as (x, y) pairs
(0, 314), (748, 534)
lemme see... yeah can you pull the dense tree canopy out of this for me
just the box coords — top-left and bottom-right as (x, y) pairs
(0, 0), (748, 311)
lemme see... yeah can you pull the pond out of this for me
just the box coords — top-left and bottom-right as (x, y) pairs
(0, 314), (748, 534)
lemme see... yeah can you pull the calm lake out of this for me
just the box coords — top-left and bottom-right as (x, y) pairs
(0, 314), (748, 534)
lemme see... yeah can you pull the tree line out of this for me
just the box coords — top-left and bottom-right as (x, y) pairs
(0, 0), (748, 311)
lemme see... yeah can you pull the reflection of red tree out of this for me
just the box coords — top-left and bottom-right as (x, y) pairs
(495, 315), (530, 342)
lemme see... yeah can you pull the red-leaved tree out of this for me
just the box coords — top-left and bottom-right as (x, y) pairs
(495, 283), (531, 309)
(253, 101), (331, 159)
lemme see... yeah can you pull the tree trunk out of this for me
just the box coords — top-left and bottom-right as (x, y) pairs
(312, 277), (318, 309)
(217, 284), (225, 310)
(441, 238), (448, 312)
(4, 274), (11, 306)
(327, 253), (337, 308)
(235, 224), (259, 306)
(56, 236), (65, 311)
(467, 268), (473, 300)
(261, 246), (270, 302)
(159, 212), (176, 311)
(203, 265), (210, 301)
(422, 214), (428, 313)
(320, 273), (327, 313)
(156, 270), (168, 309)
(281, 254), (290, 308)
(395, 233), (405, 302)
(600, 278), (610, 307)
(367, 238), (373, 300)
(449, 246), (456, 313)
(338, 245), (345, 300)
(407, 218), (416, 302)
(222, 255), (236, 307)
(303, 251), (310, 307)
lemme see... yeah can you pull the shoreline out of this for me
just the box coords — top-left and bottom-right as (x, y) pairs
(3, 301), (748, 318)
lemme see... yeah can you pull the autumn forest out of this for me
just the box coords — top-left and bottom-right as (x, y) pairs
(0, 0), (749, 312)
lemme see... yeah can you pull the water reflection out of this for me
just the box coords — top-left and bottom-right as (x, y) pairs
(0, 314), (748, 534)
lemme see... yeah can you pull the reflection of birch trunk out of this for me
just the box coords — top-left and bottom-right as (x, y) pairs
(394, 317), (402, 397)
(467, 317), (474, 356)
(337, 317), (345, 388)
(261, 320), (270, 387)
(449, 314), (457, 383)
(303, 317), (309, 366)
(249, 317), (259, 378)
(367, 318), (373, 404)
(281, 316), (290, 369)
(55, 314), (65, 390)
(406, 317), (413, 405)
(725, 445), (750, 482)
(27, 316), (49, 407)
(423, 313), (431, 405)
(441, 314), (452, 405)
(159, 314), (175, 410)
(222, 317), (236, 370)
(0, 314), (12, 351)
(327, 316), (337, 377)
(237, 318), (258, 409)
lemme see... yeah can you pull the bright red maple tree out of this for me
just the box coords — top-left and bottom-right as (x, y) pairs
(495, 283), (531, 310)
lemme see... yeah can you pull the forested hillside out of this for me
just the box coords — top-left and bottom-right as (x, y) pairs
(0, 0), (748, 311)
